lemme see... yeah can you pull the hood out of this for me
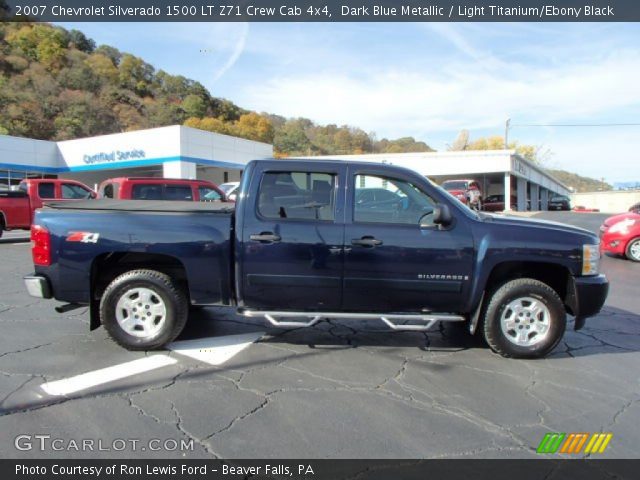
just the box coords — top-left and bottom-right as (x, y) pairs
(482, 213), (596, 239)
(604, 212), (640, 227)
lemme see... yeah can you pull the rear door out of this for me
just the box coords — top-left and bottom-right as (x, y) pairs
(239, 163), (346, 311)
(343, 167), (475, 313)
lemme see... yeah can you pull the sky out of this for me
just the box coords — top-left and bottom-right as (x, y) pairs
(57, 21), (640, 184)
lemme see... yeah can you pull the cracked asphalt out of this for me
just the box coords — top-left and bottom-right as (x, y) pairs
(0, 212), (638, 459)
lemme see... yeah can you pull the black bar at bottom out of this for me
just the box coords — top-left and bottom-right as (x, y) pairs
(3, 459), (639, 480)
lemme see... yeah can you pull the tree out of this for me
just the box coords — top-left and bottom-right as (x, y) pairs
(184, 117), (232, 136)
(67, 29), (95, 53)
(181, 94), (207, 119)
(273, 120), (311, 155)
(94, 45), (121, 65)
(84, 53), (119, 83)
(449, 129), (470, 151)
(234, 112), (274, 144)
(461, 134), (550, 164)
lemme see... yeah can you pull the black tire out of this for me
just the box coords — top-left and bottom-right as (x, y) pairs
(100, 269), (188, 350)
(625, 237), (640, 262)
(482, 278), (566, 359)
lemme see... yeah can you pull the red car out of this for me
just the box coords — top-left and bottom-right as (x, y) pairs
(0, 179), (95, 237)
(600, 212), (640, 262)
(441, 179), (483, 210)
(98, 177), (226, 202)
(482, 194), (518, 212)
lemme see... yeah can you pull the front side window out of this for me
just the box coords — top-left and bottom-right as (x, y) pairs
(62, 183), (91, 199)
(354, 175), (436, 226)
(258, 171), (336, 221)
(199, 186), (221, 202)
(37, 182), (55, 199)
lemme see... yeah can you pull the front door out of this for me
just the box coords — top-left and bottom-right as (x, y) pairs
(239, 163), (346, 311)
(343, 169), (475, 313)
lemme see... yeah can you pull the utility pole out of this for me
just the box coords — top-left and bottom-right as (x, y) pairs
(504, 118), (511, 149)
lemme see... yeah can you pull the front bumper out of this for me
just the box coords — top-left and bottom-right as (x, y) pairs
(566, 274), (609, 330)
(24, 275), (52, 299)
(601, 230), (628, 256)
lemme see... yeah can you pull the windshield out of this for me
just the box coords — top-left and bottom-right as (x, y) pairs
(442, 181), (467, 191)
(551, 195), (568, 201)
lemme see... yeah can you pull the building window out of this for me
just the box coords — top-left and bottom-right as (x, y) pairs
(223, 171), (229, 183)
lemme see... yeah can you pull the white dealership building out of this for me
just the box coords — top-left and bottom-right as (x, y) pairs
(0, 125), (569, 210)
(0, 125), (273, 191)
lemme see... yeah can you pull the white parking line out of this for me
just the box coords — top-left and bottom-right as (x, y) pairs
(167, 332), (264, 366)
(41, 355), (177, 396)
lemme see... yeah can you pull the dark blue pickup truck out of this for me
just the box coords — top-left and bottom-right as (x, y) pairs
(24, 159), (608, 358)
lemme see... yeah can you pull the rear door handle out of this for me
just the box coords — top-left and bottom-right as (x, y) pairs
(351, 236), (383, 248)
(250, 232), (281, 243)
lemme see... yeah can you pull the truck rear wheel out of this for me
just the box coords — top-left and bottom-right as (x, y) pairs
(100, 269), (188, 350)
(482, 278), (565, 359)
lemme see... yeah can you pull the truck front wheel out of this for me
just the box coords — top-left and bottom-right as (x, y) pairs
(100, 269), (188, 350)
(482, 278), (566, 359)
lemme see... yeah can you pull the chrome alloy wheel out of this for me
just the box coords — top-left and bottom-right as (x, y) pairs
(500, 296), (551, 347)
(629, 240), (640, 261)
(115, 287), (167, 338)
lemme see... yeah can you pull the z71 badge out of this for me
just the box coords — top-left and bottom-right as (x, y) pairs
(66, 232), (100, 243)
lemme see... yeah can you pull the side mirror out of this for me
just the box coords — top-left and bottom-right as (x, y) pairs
(433, 204), (453, 227)
(89, 192), (97, 199)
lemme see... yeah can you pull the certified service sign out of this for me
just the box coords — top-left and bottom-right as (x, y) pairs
(82, 149), (146, 165)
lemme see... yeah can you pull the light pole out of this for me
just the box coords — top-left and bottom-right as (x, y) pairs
(504, 118), (511, 149)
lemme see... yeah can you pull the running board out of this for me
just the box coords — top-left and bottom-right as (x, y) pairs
(238, 309), (466, 331)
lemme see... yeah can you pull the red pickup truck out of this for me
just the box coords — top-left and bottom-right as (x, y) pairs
(0, 179), (95, 237)
(98, 177), (226, 202)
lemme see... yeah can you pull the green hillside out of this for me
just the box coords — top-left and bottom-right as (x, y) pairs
(0, 22), (432, 156)
(546, 169), (612, 193)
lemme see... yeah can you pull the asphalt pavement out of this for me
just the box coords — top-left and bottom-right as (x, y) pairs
(0, 212), (638, 459)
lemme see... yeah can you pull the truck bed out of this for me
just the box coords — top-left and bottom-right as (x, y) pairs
(43, 199), (235, 213)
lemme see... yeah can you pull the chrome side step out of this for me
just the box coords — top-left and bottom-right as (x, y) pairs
(238, 309), (466, 331)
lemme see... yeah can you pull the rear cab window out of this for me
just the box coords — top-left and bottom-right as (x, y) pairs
(37, 182), (55, 199)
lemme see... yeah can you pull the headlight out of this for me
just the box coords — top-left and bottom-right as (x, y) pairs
(582, 244), (600, 276)
(608, 218), (636, 234)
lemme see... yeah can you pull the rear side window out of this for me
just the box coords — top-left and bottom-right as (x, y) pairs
(132, 184), (163, 200)
(61, 183), (91, 199)
(258, 171), (336, 221)
(37, 182), (55, 199)
(164, 185), (193, 201)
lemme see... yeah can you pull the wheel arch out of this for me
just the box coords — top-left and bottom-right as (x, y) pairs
(470, 260), (572, 334)
(89, 252), (190, 330)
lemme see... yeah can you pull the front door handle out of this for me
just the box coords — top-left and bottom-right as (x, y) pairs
(351, 236), (383, 248)
(250, 232), (281, 243)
